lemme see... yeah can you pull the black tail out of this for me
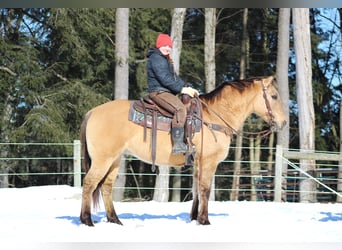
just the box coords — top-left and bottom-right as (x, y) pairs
(80, 111), (101, 209)
(80, 111), (92, 174)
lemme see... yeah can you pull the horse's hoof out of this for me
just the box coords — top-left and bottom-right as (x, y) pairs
(190, 213), (197, 221)
(197, 216), (211, 225)
(80, 215), (95, 227)
(81, 219), (95, 227)
(107, 217), (123, 225)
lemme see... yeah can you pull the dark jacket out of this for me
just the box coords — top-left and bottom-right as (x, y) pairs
(147, 47), (185, 94)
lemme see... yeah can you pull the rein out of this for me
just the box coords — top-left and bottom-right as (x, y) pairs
(196, 83), (276, 141)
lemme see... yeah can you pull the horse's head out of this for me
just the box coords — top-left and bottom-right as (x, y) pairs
(254, 76), (287, 131)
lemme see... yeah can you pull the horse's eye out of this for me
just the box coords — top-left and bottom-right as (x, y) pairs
(271, 94), (278, 100)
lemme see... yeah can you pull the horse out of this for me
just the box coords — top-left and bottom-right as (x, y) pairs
(79, 76), (286, 226)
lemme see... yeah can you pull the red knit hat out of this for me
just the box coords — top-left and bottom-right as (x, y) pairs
(156, 34), (173, 48)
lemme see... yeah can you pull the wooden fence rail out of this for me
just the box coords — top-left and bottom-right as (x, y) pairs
(274, 144), (342, 202)
(1, 142), (341, 203)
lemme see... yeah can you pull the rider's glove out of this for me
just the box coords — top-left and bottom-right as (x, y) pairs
(181, 87), (199, 97)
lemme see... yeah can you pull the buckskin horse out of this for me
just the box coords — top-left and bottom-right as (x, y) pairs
(79, 76), (286, 226)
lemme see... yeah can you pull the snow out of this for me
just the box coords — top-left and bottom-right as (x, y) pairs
(1, 185), (342, 248)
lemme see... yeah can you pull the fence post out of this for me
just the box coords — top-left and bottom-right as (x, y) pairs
(73, 140), (81, 188)
(274, 144), (283, 202)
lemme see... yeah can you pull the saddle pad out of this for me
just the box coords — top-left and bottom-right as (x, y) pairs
(128, 102), (172, 131)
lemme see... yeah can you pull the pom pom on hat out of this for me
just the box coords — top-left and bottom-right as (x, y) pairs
(156, 34), (173, 48)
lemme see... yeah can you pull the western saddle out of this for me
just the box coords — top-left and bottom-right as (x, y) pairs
(128, 94), (202, 172)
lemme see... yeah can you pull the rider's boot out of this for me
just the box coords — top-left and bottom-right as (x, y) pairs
(171, 127), (187, 154)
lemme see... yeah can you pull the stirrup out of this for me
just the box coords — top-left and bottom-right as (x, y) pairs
(172, 144), (187, 154)
(185, 145), (196, 166)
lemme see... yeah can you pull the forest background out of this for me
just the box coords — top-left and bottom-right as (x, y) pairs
(0, 8), (341, 202)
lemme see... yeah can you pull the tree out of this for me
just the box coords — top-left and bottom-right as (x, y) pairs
(230, 8), (248, 201)
(115, 8), (129, 99)
(339, 101), (342, 203)
(152, 8), (187, 202)
(204, 8), (217, 201)
(0, 10), (15, 187)
(113, 8), (130, 201)
(337, 8), (342, 203)
(204, 8), (216, 93)
(276, 8), (291, 201)
(292, 8), (316, 203)
(169, 8), (187, 202)
(0, 9), (47, 187)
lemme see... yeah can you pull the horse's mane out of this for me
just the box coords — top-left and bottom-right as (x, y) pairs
(200, 77), (264, 102)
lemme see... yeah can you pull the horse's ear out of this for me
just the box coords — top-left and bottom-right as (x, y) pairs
(262, 76), (274, 87)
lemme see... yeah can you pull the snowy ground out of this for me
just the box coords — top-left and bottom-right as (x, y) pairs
(1, 185), (342, 249)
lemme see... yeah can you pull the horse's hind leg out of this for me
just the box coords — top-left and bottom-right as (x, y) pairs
(100, 157), (123, 225)
(80, 173), (99, 226)
(80, 159), (114, 226)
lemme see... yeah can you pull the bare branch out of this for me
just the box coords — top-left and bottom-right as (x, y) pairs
(0, 66), (17, 76)
(217, 9), (244, 25)
(49, 69), (68, 82)
(55, 72), (68, 82)
(317, 11), (340, 30)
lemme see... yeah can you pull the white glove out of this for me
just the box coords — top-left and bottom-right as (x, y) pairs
(181, 87), (199, 97)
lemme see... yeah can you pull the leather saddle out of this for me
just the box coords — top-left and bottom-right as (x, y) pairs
(128, 94), (202, 171)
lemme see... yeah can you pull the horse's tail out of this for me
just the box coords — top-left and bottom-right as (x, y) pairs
(80, 111), (92, 173)
(80, 111), (101, 209)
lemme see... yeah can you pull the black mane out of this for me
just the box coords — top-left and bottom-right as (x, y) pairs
(201, 77), (263, 101)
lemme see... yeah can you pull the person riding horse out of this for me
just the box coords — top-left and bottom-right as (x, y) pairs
(147, 33), (199, 154)
(79, 75), (286, 226)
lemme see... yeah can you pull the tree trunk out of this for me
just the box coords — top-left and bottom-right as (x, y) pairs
(267, 132), (275, 200)
(250, 8), (268, 201)
(171, 167), (181, 201)
(113, 8), (129, 201)
(153, 166), (170, 202)
(249, 137), (256, 201)
(230, 135), (243, 201)
(293, 8), (316, 203)
(0, 11), (19, 188)
(276, 8), (291, 202)
(204, 8), (216, 93)
(0, 120), (10, 188)
(170, 8), (186, 202)
(171, 8), (186, 73)
(115, 8), (129, 99)
(231, 8), (248, 201)
(338, 101), (342, 202)
(336, 8), (342, 203)
(204, 8), (217, 201)
(0, 89), (15, 188)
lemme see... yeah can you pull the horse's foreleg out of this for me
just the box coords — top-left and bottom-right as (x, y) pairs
(197, 166), (216, 225)
(197, 185), (211, 225)
(100, 158), (123, 225)
(190, 165), (199, 221)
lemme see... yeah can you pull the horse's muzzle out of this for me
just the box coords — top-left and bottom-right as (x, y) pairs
(273, 120), (286, 131)
(271, 120), (286, 131)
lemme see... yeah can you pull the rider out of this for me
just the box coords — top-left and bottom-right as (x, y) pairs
(146, 33), (199, 154)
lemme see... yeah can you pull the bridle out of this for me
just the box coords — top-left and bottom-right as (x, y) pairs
(194, 81), (277, 185)
(196, 82), (277, 140)
(262, 83), (277, 132)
